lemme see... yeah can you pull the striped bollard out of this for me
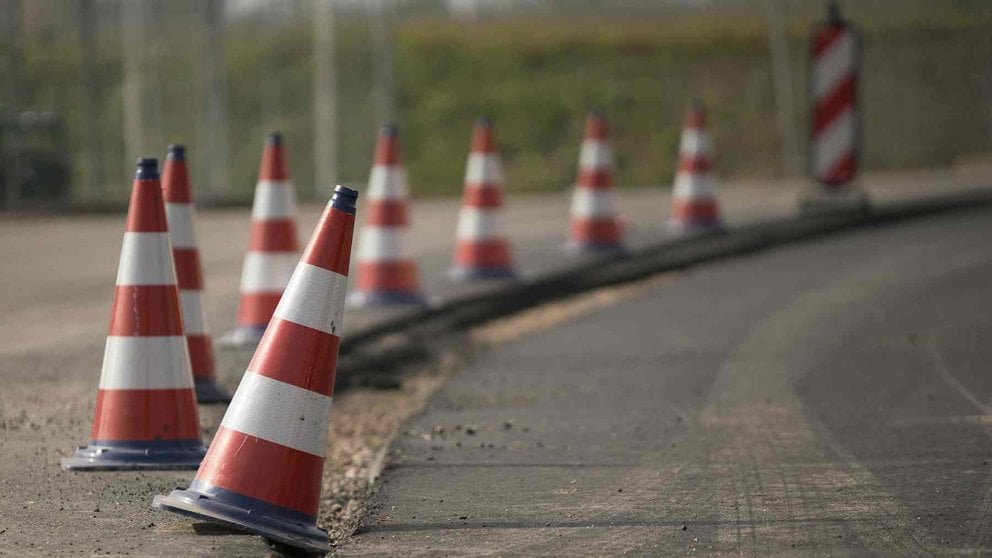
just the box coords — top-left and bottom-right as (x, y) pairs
(63, 158), (206, 470)
(668, 100), (723, 235)
(567, 110), (624, 254)
(449, 117), (516, 281)
(223, 132), (300, 347)
(804, 1), (868, 211)
(154, 186), (358, 555)
(162, 145), (230, 403)
(348, 125), (427, 307)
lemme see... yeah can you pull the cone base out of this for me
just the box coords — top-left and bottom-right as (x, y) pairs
(447, 266), (517, 282)
(564, 240), (626, 256)
(153, 489), (330, 555)
(667, 218), (724, 237)
(62, 441), (206, 471)
(217, 325), (267, 349)
(194, 378), (232, 404)
(347, 290), (428, 308)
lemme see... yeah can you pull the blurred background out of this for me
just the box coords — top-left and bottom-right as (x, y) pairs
(0, 0), (989, 209)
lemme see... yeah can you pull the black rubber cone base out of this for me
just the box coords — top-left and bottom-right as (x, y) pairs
(62, 442), (205, 471)
(153, 489), (330, 555)
(194, 378), (232, 404)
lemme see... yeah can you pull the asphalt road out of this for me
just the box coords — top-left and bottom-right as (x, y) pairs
(340, 205), (992, 556)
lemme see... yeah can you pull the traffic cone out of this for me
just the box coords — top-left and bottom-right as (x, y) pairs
(62, 158), (206, 470)
(161, 145), (230, 404)
(223, 132), (299, 347)
(669, 100), (723, 234)
(567, 110), (624, 253)
(449, 117), (516, 281)
(153, 186), (359, 555)
(348, 125), (427, 307)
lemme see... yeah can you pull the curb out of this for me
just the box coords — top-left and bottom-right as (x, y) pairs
(336, 189), (992, 380)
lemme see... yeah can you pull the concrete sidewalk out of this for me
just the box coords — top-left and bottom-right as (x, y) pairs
(338, 205), (992, 556)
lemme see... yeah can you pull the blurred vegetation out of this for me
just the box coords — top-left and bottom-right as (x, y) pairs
(4, 0), (992, 204)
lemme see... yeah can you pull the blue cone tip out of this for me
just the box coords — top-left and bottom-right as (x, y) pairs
(136, 157), (159, 180)
(167, 144), (186, 161)
(476, 116), (493, 127)
(331, 185), (359, 215)
(265, 132), (283, 146)
(381, 124), (399, 136)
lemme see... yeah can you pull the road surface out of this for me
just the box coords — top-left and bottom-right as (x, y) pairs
(340, 205), (992, 556)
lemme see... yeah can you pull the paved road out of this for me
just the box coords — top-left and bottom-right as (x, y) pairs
(339, 206), (992, 556)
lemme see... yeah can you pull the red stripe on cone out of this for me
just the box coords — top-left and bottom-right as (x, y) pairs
(357, 261), (419, 292)
(172, 249), (203, 290)
(463, 186), (503, 207)
(302, 207), (354, 276)
(247, 319), (340, 397)
(91, 389), (200, 442)
(187, 335), (215, 380)
(236, 293), (283, 326)
(126, 181), (169, 232)
(249, 220), (298, 252)
(578, 168), (613, 188)
(673, 199), (720, 221)
(364, 200), (409, 226)
(196, 426), (324, 517)
(108, 285), (185, 337)
(570, 219), (621, 244)
(454, 240), (511, 268)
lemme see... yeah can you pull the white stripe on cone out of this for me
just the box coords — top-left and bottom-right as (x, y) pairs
(239, 252), (298, 292)
(464, 153), (504, 185)
(221, 371), (332, 457)
(813, 31), (854, 100)
(179, 290), (206, 335)
(455, 207), (504, 240)
(674, 173), (718, 200)
(250, 180), (298, 220)
(678, 129), (713, 159)
(99, 336), (194, 390)
(357, 226), (408, 262)
(812, 108), (855, 177)
(579, 140), (613, 170)
(273, 263), (348, 335)
(569, 189), (616, 218)
(367, 166), (409, 200)
(116, 233), (177, 286)
(164, 204), (196, 249)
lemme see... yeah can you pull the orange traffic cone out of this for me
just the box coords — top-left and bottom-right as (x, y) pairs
(669, 100), (723, 234)
(62, 158), (206, 470)
(223, 132), (299, 347)
(348, 125), (427, 306)
(449, 117), (516, 281)
(567, 110), (624, 253)
(154, 186), (358, 555)
(162, 145), (230, 404)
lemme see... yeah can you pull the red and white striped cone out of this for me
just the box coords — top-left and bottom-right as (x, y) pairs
(348, 125), (427, 306)
(668, 101), (723, 235)
(162, 145), (230, 404)
(803, 1), (868, 211)
(567, 111), (624, 254)
(62, 158), (206, 470)
(153, 186), (358, 555)
(223, 132), (299, 347)
(449, 117), (516, 281)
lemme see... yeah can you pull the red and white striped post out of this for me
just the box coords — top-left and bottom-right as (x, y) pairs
(154, 186), (358, 554)
(63, 158), (206, 470)
(808, 1), (863, 199)
(162, 145), (230, 404)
